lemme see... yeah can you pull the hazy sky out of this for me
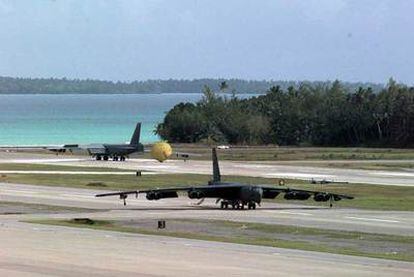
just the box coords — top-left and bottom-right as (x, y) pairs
(0, 0), (413, 83)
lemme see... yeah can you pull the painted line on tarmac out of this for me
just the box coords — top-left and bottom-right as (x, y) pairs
(279, 211), (313, 216)
(262, 210), (313, 216)
(265, 173), (335, 179)
(344, 216), (400, 223)
(369, 171), (414, 177)
(60, 194), (94, 199)
(1, 189), (40, 195)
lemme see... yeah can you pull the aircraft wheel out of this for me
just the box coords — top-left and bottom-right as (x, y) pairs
(113, 156), (118, 161)
(221, 201), (229, 209)
(103, 156), (109, 161)
(96, 156), (102, 161)
(120, 156), (125, 161)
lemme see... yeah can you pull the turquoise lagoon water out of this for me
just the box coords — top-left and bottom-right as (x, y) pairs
(0, 93), (259, 145)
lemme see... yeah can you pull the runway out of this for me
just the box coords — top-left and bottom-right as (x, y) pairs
(1, 152), (413, 275)
(0, 170), (153, 175)
(1, 152), (414, 186)
(1, 219), (412, 277)
(0, 183), (413, 276)
(2, 182), (414, 236)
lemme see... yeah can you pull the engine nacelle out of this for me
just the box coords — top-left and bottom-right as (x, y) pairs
(314, 193), (331, 202)
(284, 191), (311, 200)
(146, 191), (178, 200)
(188, 190), (205, 199)
(146, 192), (159, 200)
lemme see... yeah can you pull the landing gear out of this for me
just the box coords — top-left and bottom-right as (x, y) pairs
(96, 156), (102, 161)
(103, 156), (109, 161)
(220, 201), (229, 209)
(231, 201), (244, 210)
(219, 200), (256, 210)
(110, 156), (125, 161)
(248, 202), (256, 210)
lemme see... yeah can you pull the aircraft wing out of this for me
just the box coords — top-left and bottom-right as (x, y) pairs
(95, 184), (243, 204)
(260, 185), (354, 201)
(96, 184), (241, 197)
(95, 184), (353, 205)
(0, 144), (80, 152)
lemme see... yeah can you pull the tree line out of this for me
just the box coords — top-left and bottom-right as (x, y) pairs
(156, 79), (414, 147)
(0, 76), (383, 94)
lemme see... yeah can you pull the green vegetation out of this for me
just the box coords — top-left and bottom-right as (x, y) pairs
(29, 218), (414, 262)
(157, 79), (414, 147)
(295, 162), (414, 171)
(171, 145), (414, 161)
(0, 76), (382, 94)
(2, 172), (413, 211)
(0, 201), (98, 214)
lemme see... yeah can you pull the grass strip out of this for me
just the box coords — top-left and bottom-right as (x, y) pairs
(2, 173), (414, 211)
(26, 218), (414, 262)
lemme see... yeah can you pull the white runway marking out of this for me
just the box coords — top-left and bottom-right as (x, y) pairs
(60, 194), (93, 199)
(265, 173), (335, 179)
(1, 189), (40, 195)
(345, 216), (400, 223)
(369, 171), (414, 177)
(262, 210), (313, 216)
(278, 211), (313, 216)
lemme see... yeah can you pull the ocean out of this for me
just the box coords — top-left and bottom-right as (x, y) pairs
(0, 93), (259, 145)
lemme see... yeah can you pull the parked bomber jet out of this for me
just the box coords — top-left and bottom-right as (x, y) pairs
(96, 148), (354, 209)
(0, 122), (144, 161)
(87, 122), (143, 161)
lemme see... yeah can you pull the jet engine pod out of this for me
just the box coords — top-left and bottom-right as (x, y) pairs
(151, 141), (173, 162)
(314, 193), (331, 202)
(188, 190), (205, 199)
(146, 191), (159, 200)
(146, 191), (178, 200)
(284, 191), (311, 200)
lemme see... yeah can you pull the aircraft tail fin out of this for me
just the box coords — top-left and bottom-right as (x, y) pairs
(130, 122), (141, 145)
(212, 147), (221, 183)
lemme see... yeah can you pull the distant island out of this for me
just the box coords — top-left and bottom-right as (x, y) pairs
(0, 76), (384, 94)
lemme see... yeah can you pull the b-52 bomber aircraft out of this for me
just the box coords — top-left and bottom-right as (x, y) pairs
(0, 122), (144, 161)
(0, 122), (190, 162)
(86, 122), (143, 161)
(96, 148), (354, 209)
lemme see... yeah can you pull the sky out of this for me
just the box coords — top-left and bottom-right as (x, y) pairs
(0, 0), (413, 84)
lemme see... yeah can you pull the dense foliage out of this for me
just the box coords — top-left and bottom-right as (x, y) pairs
(0, 76), (382, 94)
(156, 79), (414, 147)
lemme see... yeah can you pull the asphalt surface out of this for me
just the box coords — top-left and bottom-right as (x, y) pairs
(2, 153), (413, 186)
(1, 152), (414, 186)
(0, 183), (413, 276)
(1, 183), (414, 236)
(1, 152), (414, 276)
(1, 219), (413, 277)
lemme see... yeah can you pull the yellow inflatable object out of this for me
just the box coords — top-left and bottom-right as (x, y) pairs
(151, 141), (173, 162)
